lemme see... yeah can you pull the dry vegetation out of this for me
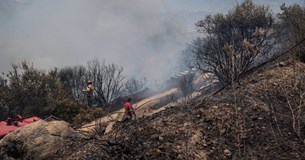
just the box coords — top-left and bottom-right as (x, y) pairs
(51, 59), (305, 160)
(1, 1), (305, 159)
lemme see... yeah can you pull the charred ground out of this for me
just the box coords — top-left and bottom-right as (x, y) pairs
(53, 59), (305, 159)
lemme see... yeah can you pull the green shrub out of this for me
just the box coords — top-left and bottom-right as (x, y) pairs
(73, 107), (104, 126)
(52, 99), (104, 125)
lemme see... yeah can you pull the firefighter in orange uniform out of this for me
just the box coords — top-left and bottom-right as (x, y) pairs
(123, 98), (136, 121)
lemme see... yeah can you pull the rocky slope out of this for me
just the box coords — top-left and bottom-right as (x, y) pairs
(53, 60), (305, 159)
(1, 59), (305, 160)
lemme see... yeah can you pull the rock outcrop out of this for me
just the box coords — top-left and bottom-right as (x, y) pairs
(0, 120), (82, 160)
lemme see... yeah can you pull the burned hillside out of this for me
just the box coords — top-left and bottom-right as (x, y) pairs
(1, 1), (305, 160)
(52, 59), (305, 159)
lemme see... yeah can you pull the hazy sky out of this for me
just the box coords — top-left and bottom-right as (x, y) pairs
(0, 0), (303, 81)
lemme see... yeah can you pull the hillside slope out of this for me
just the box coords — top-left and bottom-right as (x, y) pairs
(54, 60), (305, 159)
(78, 88), (178, 133)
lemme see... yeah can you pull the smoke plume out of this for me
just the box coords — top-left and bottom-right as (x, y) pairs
(0, 0), (300, 81)
(0, 0), (194, 81)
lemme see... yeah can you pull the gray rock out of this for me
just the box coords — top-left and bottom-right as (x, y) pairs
(0, 120), (83, 160)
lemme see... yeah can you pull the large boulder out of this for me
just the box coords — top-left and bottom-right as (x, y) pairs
(0, 120), (82, 160)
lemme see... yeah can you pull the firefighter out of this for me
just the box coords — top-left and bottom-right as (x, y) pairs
(122, 98), (136, 122)
(6, 117), (12, 126)
(83, 80), (94, 106)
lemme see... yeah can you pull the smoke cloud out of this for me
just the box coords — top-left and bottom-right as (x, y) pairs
(0, 0), (301, 81)
(0, 0), (195, 81)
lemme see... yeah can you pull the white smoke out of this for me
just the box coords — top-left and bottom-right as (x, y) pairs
(0, 0), (300, 81)
(0, 0), (194, 81)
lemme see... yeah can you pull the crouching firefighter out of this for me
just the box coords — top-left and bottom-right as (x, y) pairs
(122, 98), (136, 122)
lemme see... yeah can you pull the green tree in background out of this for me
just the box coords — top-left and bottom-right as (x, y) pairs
(0, 61), (104, 124)
(5, 62), (67, 117)
(59, 65), (87, 101)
